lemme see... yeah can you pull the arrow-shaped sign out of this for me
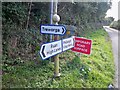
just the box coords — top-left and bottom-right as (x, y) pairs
(40, 24), (66, 35)
(40, 40), (62, 60)
(62, 36), (74, 52)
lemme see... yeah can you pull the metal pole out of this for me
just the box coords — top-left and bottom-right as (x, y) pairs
(49, 0), (53, 62)
(53, 0), (61, 77)
(50, 0), (53, 41)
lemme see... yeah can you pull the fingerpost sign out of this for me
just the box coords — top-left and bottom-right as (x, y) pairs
(62, 36), (74, 52)
(40, 24), (66, 35)
(40, 40), (62, 60)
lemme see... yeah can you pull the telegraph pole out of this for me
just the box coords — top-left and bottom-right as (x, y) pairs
(52, 0), (61, 77)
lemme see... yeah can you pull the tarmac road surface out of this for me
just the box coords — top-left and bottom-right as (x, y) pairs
(103, 26), (120, 88)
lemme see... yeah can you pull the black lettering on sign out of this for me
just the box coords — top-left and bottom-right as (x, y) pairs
(42, 27), (60, 33)
(51, 43), (58, 48)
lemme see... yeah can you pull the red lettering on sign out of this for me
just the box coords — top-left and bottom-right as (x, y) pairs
(71, 37), (92, 55)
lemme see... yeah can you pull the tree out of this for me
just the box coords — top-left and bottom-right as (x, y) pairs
(2, 1), (111, 61)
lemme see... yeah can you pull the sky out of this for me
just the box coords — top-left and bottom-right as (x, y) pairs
(106, 0), (120, 21)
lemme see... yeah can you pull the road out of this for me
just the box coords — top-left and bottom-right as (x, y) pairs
(103, 26), (120, 88)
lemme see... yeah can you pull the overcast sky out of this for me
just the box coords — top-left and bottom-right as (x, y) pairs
(106, 0), (120, 21)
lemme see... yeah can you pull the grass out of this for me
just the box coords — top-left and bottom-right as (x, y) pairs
(2, 29), (115, 88)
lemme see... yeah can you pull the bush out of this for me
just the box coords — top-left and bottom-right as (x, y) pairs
(110, 20), (120, 30)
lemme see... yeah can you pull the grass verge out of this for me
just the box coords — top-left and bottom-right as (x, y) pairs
(2, 29), (115, 88)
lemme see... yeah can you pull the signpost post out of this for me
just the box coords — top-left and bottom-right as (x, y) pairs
(39, 0), (92, 78)
(53, 0), (61, 77)
(71, 37), (92, 55)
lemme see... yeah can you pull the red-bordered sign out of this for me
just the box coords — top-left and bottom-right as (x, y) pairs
(71, 37), (92, 55)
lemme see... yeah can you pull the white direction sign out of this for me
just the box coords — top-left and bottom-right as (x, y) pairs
(40, 24), (66, 35)
(62, 36), (74, 52)
(40, 40), (62, 60)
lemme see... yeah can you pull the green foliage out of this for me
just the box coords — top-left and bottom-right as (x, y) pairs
(81, 29), (114, 87)
(58, 2), (111, 25)
(2, 2), (113, 88)
(2, 2), (49, 60)
(104, 17), (114, 25)
(110, 20), (120, 30)
(2, 2), (111, 61)
(2, 3), (27, 25)
(2, 29), (114, 88)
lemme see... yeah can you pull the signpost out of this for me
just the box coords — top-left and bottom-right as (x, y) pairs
(40, 24), (66, 35)
(40, 40), (62, 60)
(62, 36), (74, 52)
(40, 36), (75, 60)
(40, 36), (92, 59)
(71, 37), (92, 55)
(39, 0), (93, 78)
